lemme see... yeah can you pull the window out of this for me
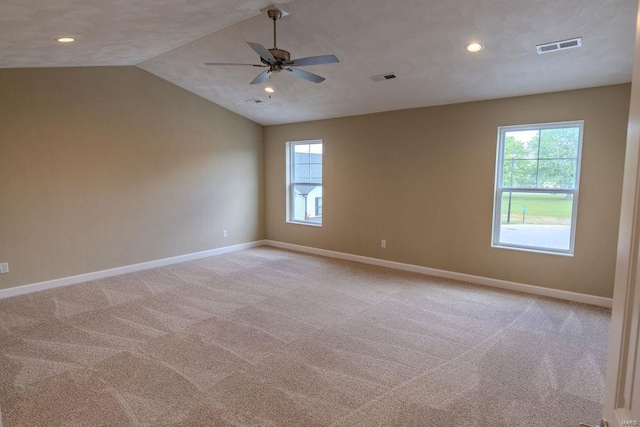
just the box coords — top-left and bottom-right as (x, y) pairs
(287, 140), (322, 226)
(492, 121), (583, 254)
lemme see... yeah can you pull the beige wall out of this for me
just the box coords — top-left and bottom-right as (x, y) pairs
(0, 66), (264, 290)
(265, 84), (630, 298)
(0, 68), (628, 298)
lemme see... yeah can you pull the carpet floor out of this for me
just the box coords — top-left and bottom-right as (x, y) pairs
(0, 247), (609, 426)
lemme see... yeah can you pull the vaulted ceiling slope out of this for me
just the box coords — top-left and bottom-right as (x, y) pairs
(1, 0), (637, 125)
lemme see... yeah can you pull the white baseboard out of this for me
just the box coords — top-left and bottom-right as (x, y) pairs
(0, 241), (266, 300)
(1, 239), (612, 308)
(264, 240), (613, 308)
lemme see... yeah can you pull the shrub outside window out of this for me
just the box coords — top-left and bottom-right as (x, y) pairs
(492, 121), (583, 255)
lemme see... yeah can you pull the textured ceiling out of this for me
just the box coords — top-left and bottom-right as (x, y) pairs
(2, 0), (637, 125)
(0, 0), (293, 66)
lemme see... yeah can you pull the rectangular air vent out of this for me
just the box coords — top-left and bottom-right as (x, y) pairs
(370, 73), (397, 82)
(536, 37), (582, 54)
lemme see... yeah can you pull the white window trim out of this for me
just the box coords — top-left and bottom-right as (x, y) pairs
(491, 120), (584, 255)
(286, 140), (323, 227)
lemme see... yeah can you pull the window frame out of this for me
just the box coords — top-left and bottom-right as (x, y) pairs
(492, 121), (584, 255)
(286, 139), (323, 227)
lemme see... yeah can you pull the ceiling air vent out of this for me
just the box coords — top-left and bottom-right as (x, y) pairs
(370, 73), (397, 82)
(536, 37), (582, 54)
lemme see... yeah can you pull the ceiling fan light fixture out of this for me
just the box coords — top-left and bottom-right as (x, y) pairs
(264, 74), (275, 94)
(466, 42), (484, 52)
(55, 37), (75, 43)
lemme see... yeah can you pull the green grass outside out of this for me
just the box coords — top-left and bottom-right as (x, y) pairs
(501, 193), (573, 225)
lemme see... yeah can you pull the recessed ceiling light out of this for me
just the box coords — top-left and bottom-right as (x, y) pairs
(56, 37), (75, 43)
(466, 42), (484, 52)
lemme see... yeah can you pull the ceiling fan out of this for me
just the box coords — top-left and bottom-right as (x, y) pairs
(205, 8), (339, 85)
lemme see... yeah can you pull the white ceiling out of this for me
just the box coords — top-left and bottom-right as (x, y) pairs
(1, 0), (637, 125)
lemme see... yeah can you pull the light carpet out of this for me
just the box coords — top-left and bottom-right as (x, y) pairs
(0, 247), (610, 426)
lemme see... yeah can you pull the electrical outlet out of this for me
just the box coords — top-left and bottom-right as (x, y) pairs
(0, 262), (8, 274)
(222, 230), (228, 238)
(381, 240), (387, 249)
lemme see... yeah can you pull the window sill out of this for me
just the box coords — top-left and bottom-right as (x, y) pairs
(286, 220), (322, 228)
(492, 243), (574, 257)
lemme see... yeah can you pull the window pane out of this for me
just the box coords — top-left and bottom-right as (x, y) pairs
(502, 159), (538, 188)
(308, 143), (323, 155)
(291, 185), (322, 224)
(309, 164), (322, 183)
(292, 143), (323, 184)
(538, 159), (577, 189)
(294, 144), (311, 154)
(498, 191), (573, 251)
(294, 164), (310, 182)
(538, 127), (579, 159)
(294, 150), (311, 163)
(504, 130), (539, 159)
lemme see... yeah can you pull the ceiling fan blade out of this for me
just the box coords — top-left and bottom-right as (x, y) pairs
(287, 55), (339, 67)
(205, 62), (266, 67)
(250, 70), (272, 85)
(247, 42), (277, 65)
(285, 68), (326, 83)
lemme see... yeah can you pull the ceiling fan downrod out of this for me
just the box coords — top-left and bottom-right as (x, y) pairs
(267, 9), (282, 49)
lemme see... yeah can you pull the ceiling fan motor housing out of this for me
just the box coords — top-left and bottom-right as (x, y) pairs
(263, 48), (290, 65)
